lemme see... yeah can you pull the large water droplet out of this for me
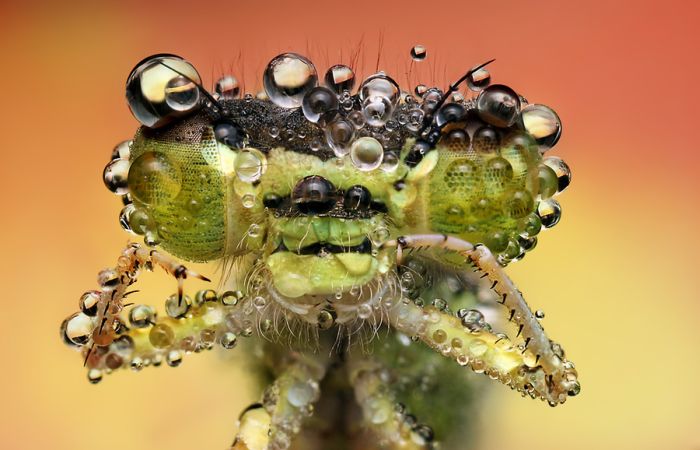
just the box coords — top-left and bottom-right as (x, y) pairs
(234, 148), (266, 183)
(103, 159), (130, 195)
(214, 75), (240, 100)
(542, 156), (572, 193)
(359, 73), (400, 107)
(301, 86), (339, 124)
(263, 53), (318, 108)
(350, 137), (384, 171)
(325, 118), (355, 157)
(127, 152), (182, 205)
(476, 84), (521, 128)
(324, 64), (355, 93)
(362, 96), (393, 127)
(537, 198), (562, 228)
(522, 104), (562, 150)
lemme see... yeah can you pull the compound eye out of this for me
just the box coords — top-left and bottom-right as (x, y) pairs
(343, 185), (371, 211)
(292, 176), (337, 215)
(213, 120), (245, 148)
(126, 54), (202, 128)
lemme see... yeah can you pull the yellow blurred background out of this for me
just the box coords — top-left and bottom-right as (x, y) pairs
(1, 0), (698, 449)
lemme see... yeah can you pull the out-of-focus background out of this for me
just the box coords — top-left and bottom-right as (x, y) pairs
(1, 0), (698, 449)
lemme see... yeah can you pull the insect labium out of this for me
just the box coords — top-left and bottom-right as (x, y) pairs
(61, 50), (578, 450)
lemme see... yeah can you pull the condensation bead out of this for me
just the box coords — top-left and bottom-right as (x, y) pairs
(542, 156), (572, 193)
(301, 86), (339, 124)
(195, 289), (218, 305)
(414, 84), (428, 97)
(348, 111), (366, 129)
(467, 67), (491, 92)
(126, 208), (152, 235)
(79, 291), (100, 316)
(472, 126), (500, 155)
(220, 290), (244, 306)
(234, 148), (266, 183)
(118, 204), (136, 233)
(149, 323), (175, 348)
(165, 294), (191, 318)
(520, 213), (543, 237)
(325, 118), (355, 157)
(317, 309), (335, 330)
(447, 128), (469, 145)
(324, 64), (355, 94)
(126, 54), (202, 128)
(506, 190), (534, 218)
(97, 268), (119, 290)
(537, 198), (562, 228)
(485, 231), (509, 253)
(435, 103), (466, 127)
(65, 312), (94, 345)
(476, 84), (521, 128)
(263, 53), (318, 108)
(357, 303), (373, 319)
(129, 304), (155, 328)
(103, 159), (130, 195)
(127, 152), (182, 205)
(350, 137), (384, 171)
(219, 331), (238, 349)
(164, 75), (200, 111)
(287, 381), (316, 407)
(362, 96), (393, 127)
(459, 309), (485, 332)
(110, 140), (132, 161)
(521, 104), (562, 150)
(359, 73), (400, 107)
(214, 75), (240, 99)
(410, 45), (427, 61)
(537, 164), (559, 199)
(380, 151), (399, 172)
(166, 350), (183, 367)
(87, 369), (103, 384)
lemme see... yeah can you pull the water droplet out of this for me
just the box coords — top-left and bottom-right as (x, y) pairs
(350, 137), (384, 171)
(219, 331), (238, 349)
(476, 84), (521, 128)
(542, 156), (572, 193)
(129, 304), (155, 328)
(234, 148), (266, 183)
(535, 310), (545, 319)
(164, 75), (200, 111)
(362, 96), (393, 127)
(369, 226), (390, 246)
(357, 303), (373, 319)
(521, 104), (562, 151)
(253, 296), (267, 309)
(269, 126), (280, 138)
(325, 118), (355, 157)
(435, 103), (466, 127)
(348, 110), (366, 129)
(65, 312), (94, 345)
(127, 152), (182, 205)
(263, 53), (318, 108)
(220, 290), (244, 306)
(380, 151), (399, 172)
(472, 126), (500, 155)
(110, 140), (132, 161)
(432, 298), (448, 311)
(103, 159), (130, 195)
(359, 73), (400, 107)
(301, 86), (339, 124)
(87, 369), (103, 384)
(287, 381), (316, 407)
(214, 75), (240, 99)
(414, 84), (428, 97)
(459, 309), (485, 332)
(241, 194), (256, 208)
(410, 45), (427, 61)
(165, 294), (191, 318)
(317, 309), (335, 330)
(149, 323), (175, 348)
(537, 198), (562, 228)
(78, 291), (100, 316)
(537, 164), (559, 199)
(126, 54), (202, 128)
(467, 67), (491, 92)
(324, 64), (355, 93)
(166, 349), (183, 367)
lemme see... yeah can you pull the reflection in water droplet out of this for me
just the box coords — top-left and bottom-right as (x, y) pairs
(521, 104), (562, 151)
(263, 53), (318, 108)
(467, 67), (491, 92)
(324, 64), (355, 93)
(476, 84), (521, 128)
(214, 75), (240, 100)
(127, 152), (182, 205)
(410, 45), (427, 61)
(350, 137), (384, 171)
(164, 75), (200, 111)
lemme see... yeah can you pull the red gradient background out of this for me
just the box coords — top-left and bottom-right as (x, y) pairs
(1, 1), (699, 449)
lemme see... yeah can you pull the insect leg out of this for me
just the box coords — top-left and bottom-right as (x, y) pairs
(346, 353), (435, 450)
(382, 234), (580, 405)
(231, 352), (328, 450)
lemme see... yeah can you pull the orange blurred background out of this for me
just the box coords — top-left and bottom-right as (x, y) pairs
(1, 0), (699, 449)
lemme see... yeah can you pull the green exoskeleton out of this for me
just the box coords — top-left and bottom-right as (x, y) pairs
(61, 51), (579, 450)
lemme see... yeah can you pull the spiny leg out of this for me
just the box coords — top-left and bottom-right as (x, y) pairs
(346, 352), (436, 450)
(60, 242), (251, 380)
(382, 234), (580, 405)
(232, 352), (329, 450)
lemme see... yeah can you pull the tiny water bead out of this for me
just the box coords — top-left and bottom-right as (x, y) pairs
(129, 304), (155, 328)
(103, 158), (130, 195)
(410, 45), (427, 61)
(164, 75), (200, 111)
(521, 104), (562, 150)
(325, 118), (355, 156)
(324, 64), (355, 93)
(78, 291), (100, 316)
(476, 84), (521, 128)
(214, 75), (240, 100)
(126, 54), (202, 128)
(234, 148), (266, 183)
(149, 323), (175, 348)
(537, 198), (562, 228)
(127, 152), (182, 205)
(458, 309), (486, 332)
(65, 312), (94, 345)
(301, 87), (339, 124)
(467, 66), (491, 92)
(219, 331), (238, 349)
(542, 156), (572, 193)
(350, 137), (384, 171)
(263, 53), (318, 108)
